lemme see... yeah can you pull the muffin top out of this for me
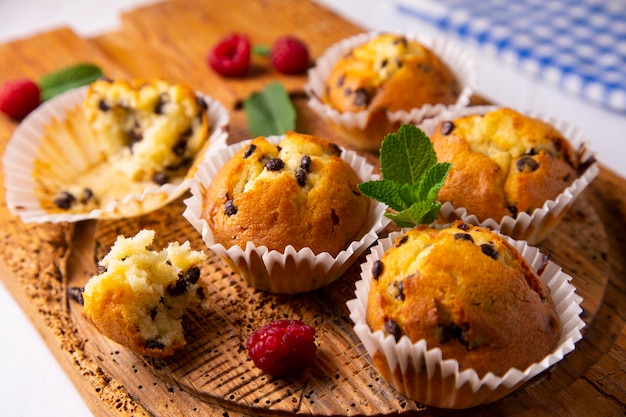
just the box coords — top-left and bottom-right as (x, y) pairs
(323, 33), (460, 114)
(366, 221), (561, 377)
(430, 107), (579, 221)
(201, 131), (370, 256)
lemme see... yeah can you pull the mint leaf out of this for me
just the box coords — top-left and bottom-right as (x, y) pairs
(243, 81), (296, 137)
(38, 63), (103, 101)
(358, 124), (451, 228)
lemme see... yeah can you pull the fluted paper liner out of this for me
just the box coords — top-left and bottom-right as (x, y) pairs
(3, 86), (230, 223)
(346, 230), (585, 409)
(183, 136), (390, 294)
(305, 31), (476, 151)
(418, 105), (599, 245)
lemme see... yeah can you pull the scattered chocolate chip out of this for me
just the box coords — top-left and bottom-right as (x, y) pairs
(344, 87), (353, 97)
(295, 167), (307, 186)
(265, 158), (285, 171)
(480, 244), (499, 260)
(196, 286), (206, 300)
(508, 205), (519, 219)
(83, 188), (94, 202)
(336, 75), (345, 88)
(330, 209), (340, 225)
(224, 199), (238, 216)
(457, 222), (470, 231)
(53, 191), (75, 209)
(392, 36), (408, 47)
(300, 155), (311, 172)
(98, 99), (110, 112)
(536, 254), (552, 277)
(67, 286), (84, 305)
(150, 307), (158, 321)
(243, 144), (257, 159)
(330, 143), (342, 156)
(152, 172), (169, 185)
(184, 266), (201, 285)
(380, 58), (388, 68)
(128, 127), (143, 146)
(353, 88), (371, 107)
(154, 93), (168, 114)
(439, 322), (470, 349)
(395, 235), (409, 247)
(440, 121), (455, 135)
(167, 276), (188, 296)
(145, 339), (165, 350)
(397, 280), (406, 301)
(372, 260), (384, 280)
(196, 95), (208, 111)
(172, 138), (187, 156)
(384, 319), (402, 341)
(517, 156), (539, 173)
(454, 233), (474, 242)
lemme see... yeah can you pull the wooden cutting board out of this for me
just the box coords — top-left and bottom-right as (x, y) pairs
(0, 0), (624, 416)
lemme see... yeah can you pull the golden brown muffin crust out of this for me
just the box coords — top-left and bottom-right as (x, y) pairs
(324, 33), (460, 114)
(202, 132), (370, 256)
(366, 221), (561, 377)
(431, 107), (578, 221)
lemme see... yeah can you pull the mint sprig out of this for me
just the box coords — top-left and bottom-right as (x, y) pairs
(38, 63), (103, 101)
(358, 124), (451, 228)
(243, 81), (296, 137)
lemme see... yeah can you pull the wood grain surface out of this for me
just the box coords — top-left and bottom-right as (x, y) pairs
(0, 0), (624, 416)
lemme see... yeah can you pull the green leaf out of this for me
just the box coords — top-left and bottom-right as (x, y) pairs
(38, 63), (103, 101)
(243, 81), (296, 137)
(252, 44), (271, 57)
(379, 124), (437, 186)
(358, 124), (452, 228)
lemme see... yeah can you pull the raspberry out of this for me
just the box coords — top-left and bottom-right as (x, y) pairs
(247, 319), (317, 377)
(270, 36), (310, 75)
(207, 33), (251, 78)
(0, 78), (41, 120)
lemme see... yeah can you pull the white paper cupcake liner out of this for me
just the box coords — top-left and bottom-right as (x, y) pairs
(183, 135), (390, 294)
(418, 105), (599, 245)
(3, 86), (230, 223)
(347, 230), (585, 409)
(305, 31), (477, 151)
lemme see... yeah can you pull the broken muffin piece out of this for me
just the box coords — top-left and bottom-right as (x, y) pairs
(82, 229), (207, 358)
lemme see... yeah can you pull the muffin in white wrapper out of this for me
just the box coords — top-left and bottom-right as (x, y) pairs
(3, 85), (230, 223)
(183, 135), (390, 294)
(419, 105), (599, 245)
(305, 31), (476, 152)
(347, 229), (585, 409)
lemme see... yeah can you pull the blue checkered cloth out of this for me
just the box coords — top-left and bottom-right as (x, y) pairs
(395, 0), (626, 113)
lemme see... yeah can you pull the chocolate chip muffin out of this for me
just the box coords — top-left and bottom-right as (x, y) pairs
(324, 33), (460, 115)
(83, 78), (209, 182)
(82, 229), (207, 358)
(366, 221), (561, 377)
(201, 131), (370, 256)
(430, 107), (580, 222)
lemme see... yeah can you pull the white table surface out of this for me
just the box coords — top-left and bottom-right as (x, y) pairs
(0, 1), (624, 416)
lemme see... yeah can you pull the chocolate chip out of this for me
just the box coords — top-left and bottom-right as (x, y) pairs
(384, 319), (402, 341)
(300, 155), (311, 172)
(392, 36), (408, 47)
(53, 191), (75, 209)
(145, 339), (165, 350)
(331, 209), (340, 225)
(224, 199), (238, 216)
(98, 99), (110, 111)
(184, 266), (201, 285)
(457, 222), (470, 231)
(439, 322), (470, 349)
(150, 307), (158, 320)
(265, 158), (285, 171)
(152, 172), (169, 185)
(440, 121), (455, 135)
(336, 75), (345, 88)
(536, 254), (552, 277)
(397, 280), (406, 301)
(154, 93), (168, 115)
(83, 188), (94, 202)
(330, 143), (342, 156)
(380, 58), (388, 68)
(196, 95), (208, 111)
(508, 205), (519, 219)
(353, 88), (371, 107)
(128, 127), (143, 146)
(172, 138), (187, 156)
(67, 287), (84, 305)
(395, 235), (409, 247)
(295, 167), (307, 186)
(372, 260), (384, 280)
(243, 144), (257, 159)
(454, 233), (474, 242)
(480, 244), (499, 260)
(167, 276), (188, 296)
(517, 156), (539, 172)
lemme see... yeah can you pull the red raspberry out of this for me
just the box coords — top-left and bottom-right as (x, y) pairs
(247, 319), (317, 377)
(0, 78), (41, 120)
(207, 33), (251, 78)
(270, 36), (310, 75)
